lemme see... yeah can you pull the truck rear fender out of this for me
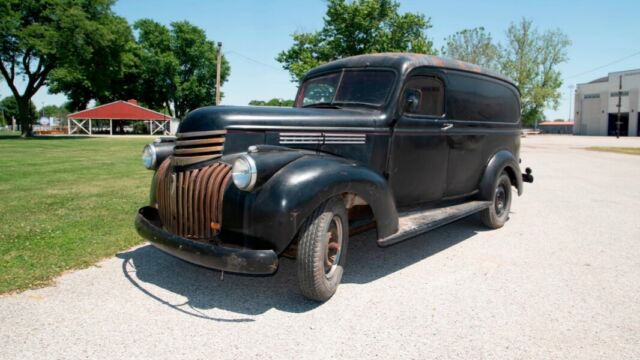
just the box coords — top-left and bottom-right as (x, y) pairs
(479, 149), (523, 199)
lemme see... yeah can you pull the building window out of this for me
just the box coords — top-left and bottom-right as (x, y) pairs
(610, 91), (629, 97)
(584, 94), (600, 99)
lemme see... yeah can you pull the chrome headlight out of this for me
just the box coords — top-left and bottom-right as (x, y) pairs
(142, 144), (157, 170)
(232, 155), (257, 191)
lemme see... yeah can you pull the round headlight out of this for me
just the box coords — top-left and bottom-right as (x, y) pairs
(232, 155), (257, 191)
(142, 144), (157, 170)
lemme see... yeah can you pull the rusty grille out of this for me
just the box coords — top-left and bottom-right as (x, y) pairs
(155, 159), (232, 240)
(172, 130), (226, 167)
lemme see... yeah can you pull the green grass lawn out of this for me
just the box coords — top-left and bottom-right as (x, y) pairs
(0, 137), (152, 293)
(0, 130), (20, 136)
(587, 146), (640, 156)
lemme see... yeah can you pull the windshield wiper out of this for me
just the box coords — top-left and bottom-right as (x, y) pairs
(302, 102), (342, 109)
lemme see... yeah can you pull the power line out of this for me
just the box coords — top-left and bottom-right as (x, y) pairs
(225, 50), (284, 72)
(566, 50), (640, 80)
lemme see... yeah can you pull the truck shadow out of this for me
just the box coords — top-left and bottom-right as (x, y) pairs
(117, 215), (486, 320)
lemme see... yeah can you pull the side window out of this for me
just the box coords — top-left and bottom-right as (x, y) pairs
(402, 76), (444, 116)
(446, 73), (520, 123)
(299, 72), (341, 106)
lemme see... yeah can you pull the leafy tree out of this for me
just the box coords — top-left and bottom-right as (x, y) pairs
(0, 96), (37, 127)
(0, 0), (127, 136)
(499, 19), (570, 127)
(277, 0), (435, 82)
(134, 20), (175, 117)
(47, 16), (140, 111)
(39, 104), (69, 119)
(249, 98), (295, 107)
(441, 27), (499, 70)
(132, 121), (149, 134)
(134, 19), (230, 119)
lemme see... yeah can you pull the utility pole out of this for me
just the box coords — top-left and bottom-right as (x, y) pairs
(616, 75), (622, 139)
(215, 42), (222, 106)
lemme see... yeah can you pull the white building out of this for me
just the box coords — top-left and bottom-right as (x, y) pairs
(574, 69), (640, 136)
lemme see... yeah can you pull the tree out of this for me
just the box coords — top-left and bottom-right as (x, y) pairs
(39, 104), (69, 120)
(499, 19), (570, 127)
(0, 0), (128, 136)
(441, 27), (499, 70)
(277, 0), (435, 82)
(47, 16), (140, 111)
(249, 98), (295, 107)
(0, 96), (37, 127)
(134, 19), (230, 119)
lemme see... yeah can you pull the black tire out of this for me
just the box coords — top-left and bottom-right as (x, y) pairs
(480, 172), (512, 229)
(297, 197), (349, 302)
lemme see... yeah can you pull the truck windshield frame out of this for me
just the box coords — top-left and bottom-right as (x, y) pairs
(295, 69), (397, 109)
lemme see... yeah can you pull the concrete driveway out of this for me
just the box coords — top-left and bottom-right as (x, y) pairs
(1, 135), (639, 359)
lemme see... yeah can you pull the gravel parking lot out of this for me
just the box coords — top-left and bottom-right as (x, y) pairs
(1, 135), (639, 359)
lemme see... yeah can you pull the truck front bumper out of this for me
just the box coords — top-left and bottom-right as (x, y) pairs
(134, 206), (278, 275)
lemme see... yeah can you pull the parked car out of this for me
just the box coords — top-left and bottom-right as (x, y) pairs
(135, 53), (533, 301)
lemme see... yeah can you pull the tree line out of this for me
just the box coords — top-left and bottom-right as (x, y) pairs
(275, 0), (570, 126)
(0, 0), (229, 137)
(2, 0), (570, 136)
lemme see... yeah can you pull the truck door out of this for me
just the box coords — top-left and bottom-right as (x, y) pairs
(388, 74), (449, 207)
(443, 72), (521, 197)
(442, 72), (487, 197)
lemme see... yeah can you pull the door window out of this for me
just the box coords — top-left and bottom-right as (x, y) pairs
(402, 76), (444, 116)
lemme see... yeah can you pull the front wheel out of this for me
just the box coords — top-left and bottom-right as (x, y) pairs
(480, 172), (512, 229)
(297, 197), (349, 302)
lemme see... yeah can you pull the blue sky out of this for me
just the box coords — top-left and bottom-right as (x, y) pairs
(2, 0), (639, 120)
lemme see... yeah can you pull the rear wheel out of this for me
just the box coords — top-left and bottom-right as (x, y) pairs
(297, 197), (348, 302)
(480, 172), (512, 229)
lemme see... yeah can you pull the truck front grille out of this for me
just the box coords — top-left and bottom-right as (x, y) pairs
(172, 130), (226, 167)
(155, 159), (232, 240)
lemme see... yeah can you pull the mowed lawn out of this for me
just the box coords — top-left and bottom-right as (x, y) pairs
(587, 146), (640, 156)
(0, 136), (152, 293)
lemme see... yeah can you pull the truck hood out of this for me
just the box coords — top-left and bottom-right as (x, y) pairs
(177, 105), (388, 133)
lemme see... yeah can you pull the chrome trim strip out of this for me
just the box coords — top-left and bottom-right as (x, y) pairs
(278, 132), (323, 137)
(279, 132), (366, 145)
(176, 130), (227, 138)
(227, 125), (389, 133)
(175, 137), (225, 146)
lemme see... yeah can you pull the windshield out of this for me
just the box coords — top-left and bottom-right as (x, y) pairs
(295, 69), (396, 108)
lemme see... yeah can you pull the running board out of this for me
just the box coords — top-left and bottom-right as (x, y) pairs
(378, 200), (491, 247)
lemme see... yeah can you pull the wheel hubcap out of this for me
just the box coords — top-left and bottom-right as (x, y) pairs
(324, 216), (343, 278)
(495, 184), (507, 216)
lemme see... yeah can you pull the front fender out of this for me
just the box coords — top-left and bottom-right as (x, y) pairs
(479, 149), (523, 199)
(222, 154), (399, 253)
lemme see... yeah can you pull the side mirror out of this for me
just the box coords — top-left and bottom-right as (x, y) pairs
(404, 89), (421, 113)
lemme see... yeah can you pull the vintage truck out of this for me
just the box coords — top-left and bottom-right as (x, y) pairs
(135, 53), (533, 301)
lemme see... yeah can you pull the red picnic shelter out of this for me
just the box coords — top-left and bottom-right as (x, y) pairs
(67, 100), (171, 135)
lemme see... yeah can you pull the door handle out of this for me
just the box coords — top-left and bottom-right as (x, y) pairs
(441, 123), (454, 131)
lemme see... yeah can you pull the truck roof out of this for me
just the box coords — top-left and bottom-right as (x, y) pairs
(304, 52), (515, 87)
